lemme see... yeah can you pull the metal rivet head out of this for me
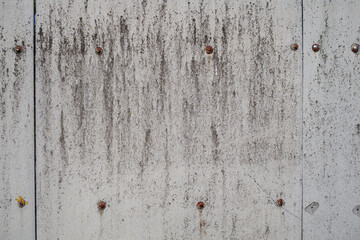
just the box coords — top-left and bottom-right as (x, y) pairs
(205, 46), (213, 54)
(277, 198), (284, 207)
(98, 201), (106, 210)
(351, 44), (359, 53)
(196, 201), (205, 210)
(312, 44), (320, 52)
(291, 43), (299, 51)
(16, 196), (28, 208)
(15, 45), (23, 54)
(95, 47), (103, 55)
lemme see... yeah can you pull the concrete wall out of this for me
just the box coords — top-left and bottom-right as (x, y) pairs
(1, 0), (359, 239)
(0, 0), (35, 239)
(303, 1), (360, 239)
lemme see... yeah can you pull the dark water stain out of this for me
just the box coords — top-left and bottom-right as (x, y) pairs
(161, 128), (171, 236)
(140, 129), (151, 176)
(190, 57), (201, 104)
(59, 110), (69, 166)
(230, 215), (238, 239)
(141, 0), (147, 17)
(246, 7), (277, 129)
(158, 47), (167, 113)
(181, 97), (195, 170)
(84, 0), (88, 11)
(101, 20), (116, 166)
(73, 74), (85, 129)
(78, 18), (86, 55)
(163, 128), (170, 206)
(120, 16), (130, 52)
(211, 123), (219, 162)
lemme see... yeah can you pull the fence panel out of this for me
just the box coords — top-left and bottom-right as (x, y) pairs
(0, 0), (35, 239)
(303, 0), (360, 239)
(36, 0), (302, 239)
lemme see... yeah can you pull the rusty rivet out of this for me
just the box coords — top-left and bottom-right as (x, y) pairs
(15, 45), (23, 54)
(98, 201), (106, 210)
(205, 46), (213, 54)
(16, 196), (28, 208)
(277, 198), (284, 207)
(196, 201), (205, 210)
(95, 47), (103, 55)
(291, 43), (299, 51)
(351, 44), (359, 53)
(312, 44), (320, 52)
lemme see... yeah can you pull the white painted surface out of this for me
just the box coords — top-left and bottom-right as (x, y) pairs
(0, 0), (35, 239)
(303, 0), (360, 239)
(36, 0), (302, 239)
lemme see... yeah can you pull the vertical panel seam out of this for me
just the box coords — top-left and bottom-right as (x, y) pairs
(300, 0), (304, 239)
(33, 0), (37, 238)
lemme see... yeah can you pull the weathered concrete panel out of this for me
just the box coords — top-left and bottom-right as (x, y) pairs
(303, 0), (360, 239)
(0, 0), (35, 239)
(36, 0), (302, 239)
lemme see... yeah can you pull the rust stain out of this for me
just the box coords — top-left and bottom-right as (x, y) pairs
(197, 201), (206, 239)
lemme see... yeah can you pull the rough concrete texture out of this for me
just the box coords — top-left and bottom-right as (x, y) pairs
(1, 0), (358, 239)
(303, 0), (360, 239)
(36, 0), (302, 239)
(0, 0), (35, 239)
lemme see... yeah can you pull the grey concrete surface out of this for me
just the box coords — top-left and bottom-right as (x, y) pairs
(0, 0), (35, 239)
(303, 0), (360, 239)
(36, 0), (302, 239)
(1, 0), (359, 239)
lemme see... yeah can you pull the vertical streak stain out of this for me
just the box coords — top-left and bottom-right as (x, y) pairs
(211, 123), (219, 162)
(140, 129), (151, 177)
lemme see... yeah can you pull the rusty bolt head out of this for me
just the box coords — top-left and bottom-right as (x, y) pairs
(312, 44), (320, 52)
(15, 45), (23, 54)
(277, 198), (284, 207)
(196, 201), (205, 210)
(18, 201), (26, 208)
(98, 201), (106, 210)
(95, 47), (103, 55)
(16, 196), (28, 208)
(205, 46), (213, 54)
(351, 44), (359, 53)
(291, 43), (299, 51)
